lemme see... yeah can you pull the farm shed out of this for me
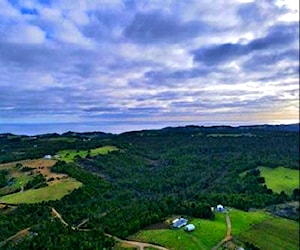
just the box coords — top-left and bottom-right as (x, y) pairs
(217, 204), (224, 212)
(172, 218), (188, 228)
(184, 224), (195, 232)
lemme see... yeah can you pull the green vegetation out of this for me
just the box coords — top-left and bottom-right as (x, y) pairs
(0, 170), (8, 188)
(0, 171), (33, 196)
(207, 133), (254, 137)
(0, 126), (298, 249)
(229, 208), (271, 235)
(90, 146), (118, 156)
(0, 178), (82, 204)
(58, 149), (88, 162)
(130, 209), (271, 249)
(47, 137), (79, 143)
(57, 146), (118, 162)
(258, 166), (299, 194)
(238, 217), (299, 250)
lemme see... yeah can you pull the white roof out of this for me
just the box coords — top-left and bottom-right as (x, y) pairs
(185, 224), (195, 231)
(172, 218), (179, 224)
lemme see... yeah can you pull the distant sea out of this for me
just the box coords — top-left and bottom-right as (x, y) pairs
(0, 121), (292, 136)
(0, 122), (191, 136)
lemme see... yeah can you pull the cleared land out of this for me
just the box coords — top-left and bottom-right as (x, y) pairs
(238, 216), (299, 250)
(207, 133), (254, 137)
(0, 159), (82, 204)
(130, 210), (272, 250)
(57, 145), (118, 162)
(0, 178), (82, 203)
(258, 166), (299, 194)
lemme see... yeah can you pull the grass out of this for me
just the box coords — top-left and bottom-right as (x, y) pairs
(130, 213), (227, 249)
(229, 208), (271, 235)
(57, 149), (88, 162)
(130, 210), (272, 250)
(0, 178), (82, 204)
(48, 137), (79, 143)
(258, 166), (299, 194)
(0, 164), (33, 196)
(90, 146), (118, 156)
(57, 146), (118, 162)
(238, 216), (299, 250)
(207, 133), (254, 137)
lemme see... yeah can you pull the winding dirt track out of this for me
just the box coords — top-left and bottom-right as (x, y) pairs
(52, 208), (169, 250)
(0, 227), (31, 247)
(211, 213), (232, 250)
(105, 233), (169, 250)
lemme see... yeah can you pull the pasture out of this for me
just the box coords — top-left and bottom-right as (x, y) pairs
(0, 159), (82, 204)
(130, 209), (270, 250)
(238, 216), (299, 250)
(258, 166), (299, 194)
(207, 133), (254, 137)
(0, 178), (82, 204)
(57, 145), (118, 162)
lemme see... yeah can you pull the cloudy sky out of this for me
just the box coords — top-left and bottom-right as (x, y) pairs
(0, 0), (299, 133)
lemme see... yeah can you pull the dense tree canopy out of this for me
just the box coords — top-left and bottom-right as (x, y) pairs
(0, 125), (298, 249)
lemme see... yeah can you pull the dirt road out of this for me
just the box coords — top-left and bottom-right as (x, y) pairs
(51, 207), (75, 229)
(105, 233), (169, 250)
(52, 208), (169, 250)
(0, 227), (31, 247)
(211, 213), (232, 250)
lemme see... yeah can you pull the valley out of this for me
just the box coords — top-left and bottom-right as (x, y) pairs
(0, 125), (299, 249)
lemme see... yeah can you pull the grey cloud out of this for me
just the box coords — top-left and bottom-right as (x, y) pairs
(237, 1), (284, 25)
(243, 49), (299, 71)
(193, 22), (299, 65)
(171, 95), (284, 111)
(144, 67), (211, 81)
(124, 11), (213, 43)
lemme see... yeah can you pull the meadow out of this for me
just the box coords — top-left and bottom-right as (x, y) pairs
(258, 166), (299, 194)
(238, 216), (299, 250)
(0, 178), (82, 204)
(57, 145), (118, 162)
(130, 209), (271, 250)
(0, 159), (82, 204)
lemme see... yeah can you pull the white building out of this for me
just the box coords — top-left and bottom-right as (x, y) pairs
(217, 204), (224, 212)
(172, 218), (188, 228)
(184, 224), (195, 232)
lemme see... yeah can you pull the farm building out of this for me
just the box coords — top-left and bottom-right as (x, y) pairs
(172, 218), (188, 228)
(184, 224), (195, 232)
(217, 204), (224, 212)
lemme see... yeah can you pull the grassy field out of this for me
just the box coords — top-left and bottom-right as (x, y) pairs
(130, 210), (273, 250)
(0, 178), (82, 204)
(258, 166), (299, 194)
(207, 133), (254, 137)
(0, 159), (82, 203)
(0, 173), (32, 196)
(238, 216), (299, 250)
(58, 146), (118, 162)
(229, 208), (271, 235)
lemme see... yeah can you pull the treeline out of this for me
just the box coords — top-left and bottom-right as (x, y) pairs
(0, 134), (115, 164)
(0, 127), (298, 248)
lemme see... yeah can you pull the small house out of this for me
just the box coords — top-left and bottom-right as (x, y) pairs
(184, 224), (195, 232)
(172, 217), (188, 228)
(217, 204), (224, 212)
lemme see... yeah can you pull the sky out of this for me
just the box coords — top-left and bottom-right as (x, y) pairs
(0, 0), (299, 134)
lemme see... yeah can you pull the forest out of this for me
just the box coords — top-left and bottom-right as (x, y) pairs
(0, 124), (299, 249)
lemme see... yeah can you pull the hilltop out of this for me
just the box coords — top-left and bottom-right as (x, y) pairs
(0, 124), (299, 249)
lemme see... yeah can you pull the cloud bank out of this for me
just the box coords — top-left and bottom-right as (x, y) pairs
(0, 0), (299, 131)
